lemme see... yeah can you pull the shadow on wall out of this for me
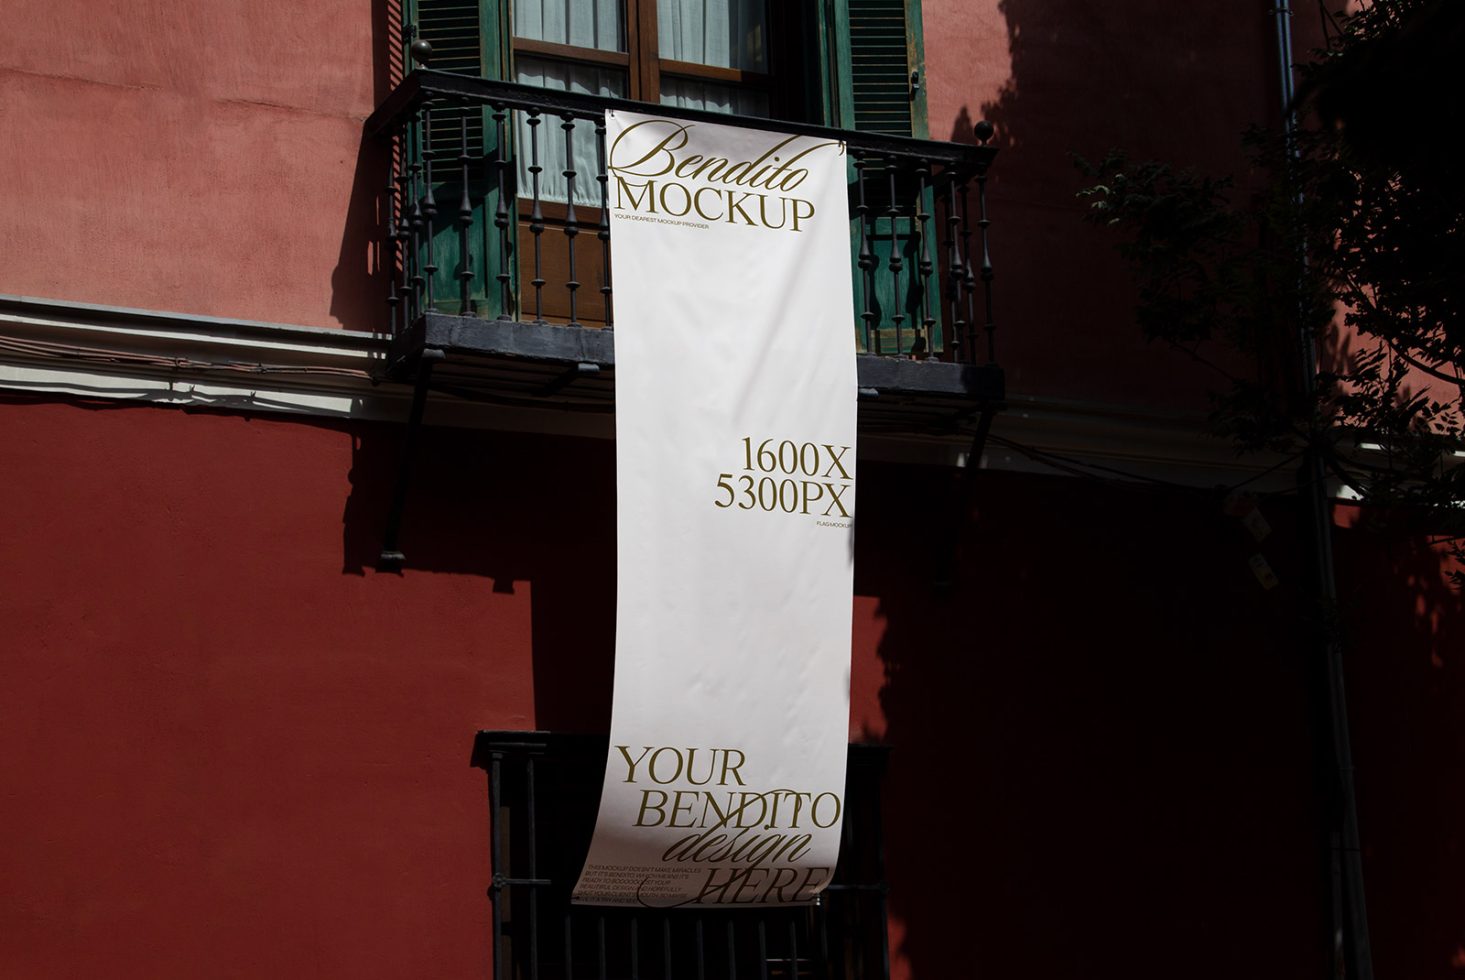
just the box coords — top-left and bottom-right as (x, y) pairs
(928, 5), (1465, 974)
(860, 462), (1330, 979)
(327, 0), (400, 333)
(342, 422), (617, 732)
(329, 133), (391, 333)
(935, 0), (1279, 404)
(1333, 523), (1465, 980)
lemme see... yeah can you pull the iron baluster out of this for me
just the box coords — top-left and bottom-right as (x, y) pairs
(597, 915), (607, 980)
(874, 761), (892, 980)
(854, 157), (877, 354)
(563, 914), (574, 980)
(457, 111), (474, 313)
(492, 103), (513, 320)
(630, 916), (640, 980)
(386, 141), (401, 335)
(395, 132), (414, 326)
(959, 179), (977, 358)
(915, 161), (935, 357)
(527, 109), (546, 325)
(816, 892), (831, 976)
(943, 176), (967, 362)
(562, 113), (582, 329)
(695, 916), (706, 980)
(757, 918), (769, 980)
(886, 162), (904, 355)
(662, 917), (672, 980)
(527, 755), (540, 980)
(420, 104), (437, 312)
(595, 114), (613, 328)
(489, 752), (504, 980)
(407, 114), (424, 320)
(974, 122), (997, 363)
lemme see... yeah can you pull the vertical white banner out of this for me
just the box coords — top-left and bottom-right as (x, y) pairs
(572, 110), (856, 908)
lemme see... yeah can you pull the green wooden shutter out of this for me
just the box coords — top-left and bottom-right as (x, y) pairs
(823, 0), (937, 354)
(404, 0), (514, 318)
(824, 0), (927, 137)
(848, 0), (922, 137)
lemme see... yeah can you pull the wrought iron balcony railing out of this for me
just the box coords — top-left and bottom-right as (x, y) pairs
(469, 732), (893, 980)
(365, 70), (998, 367)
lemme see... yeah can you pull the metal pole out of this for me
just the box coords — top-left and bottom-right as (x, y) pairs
(1271, 3), (1374, 977)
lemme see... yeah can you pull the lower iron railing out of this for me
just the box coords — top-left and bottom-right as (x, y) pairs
(469, 732), (893, 980)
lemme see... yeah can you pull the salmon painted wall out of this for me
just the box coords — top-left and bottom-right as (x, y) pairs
(0, 0), (387, 330)
(3, 0), (1299, 414)
(1, 398), (1359, 978)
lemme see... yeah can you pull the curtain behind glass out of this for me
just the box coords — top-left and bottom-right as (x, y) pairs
(515, 0), (625, 51)
(657, 0), (768, 116)
(657, 0), (766, 70)
(515, 4), (626, 204)
(659, 78), (767, 116)
(515, 57), (626, 205)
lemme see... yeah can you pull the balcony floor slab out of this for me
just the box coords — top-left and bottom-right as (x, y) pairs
(389, 313), (1004, 434)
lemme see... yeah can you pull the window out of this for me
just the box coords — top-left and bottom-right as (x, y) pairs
(409, 0), (926, 134)
(513, 1), (775, 117)
(470, 732), (893, 980)
(404, 0), (935, 344)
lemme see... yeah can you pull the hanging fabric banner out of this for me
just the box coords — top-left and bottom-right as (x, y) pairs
(572, 109), (856, 908)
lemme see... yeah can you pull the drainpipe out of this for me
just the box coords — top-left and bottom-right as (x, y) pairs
(1270, 3), (1375, 977)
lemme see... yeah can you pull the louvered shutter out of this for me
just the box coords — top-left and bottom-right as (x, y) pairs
(826, 0), (937, 353)
(404, 0), (514, 317)
(848, 0), (916, 136)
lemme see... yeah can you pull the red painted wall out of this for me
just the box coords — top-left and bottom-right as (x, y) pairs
(2, 1), (1458, 977)
(921, 0), (1287, 409)
(1, 399), (1375, 978)
(1, 402), (527, 977)
(1333, 521), (1465, 979)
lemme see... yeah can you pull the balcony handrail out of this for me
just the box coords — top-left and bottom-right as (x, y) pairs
(366, 69), (995, 179)
(371, 68), (998, 365)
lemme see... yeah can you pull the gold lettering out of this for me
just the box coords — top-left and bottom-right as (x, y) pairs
(616, 745), (653, 783)
(725, 192), (757, 226)
(720, 748), (747, 786)
(636, 789), (669, 826)
(614, 175), (657, 212)
(693, 187), (724, 221)
(608, 119), (691, 177)
(669, 790), (698, 828)
(790, 199), (816, 232)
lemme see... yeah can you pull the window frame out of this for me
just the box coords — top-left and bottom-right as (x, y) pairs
(508, 0), (780, 113)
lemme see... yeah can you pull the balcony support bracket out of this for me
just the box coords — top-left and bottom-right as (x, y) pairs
(934, 403), (998, 593)
(379, 347), (445, 569)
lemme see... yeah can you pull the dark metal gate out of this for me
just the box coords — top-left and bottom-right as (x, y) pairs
(470, 732), (891, 980)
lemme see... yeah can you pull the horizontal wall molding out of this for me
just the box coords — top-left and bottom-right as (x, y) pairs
(0, 294), (1299, 488)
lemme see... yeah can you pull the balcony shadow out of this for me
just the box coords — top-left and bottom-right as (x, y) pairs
(940, 0), (1300, 409)
(1331, 518), (1465, 980)
(326, 0), (401, 333)
(342, 420), (616, 732)
(328, 132), (391, 333)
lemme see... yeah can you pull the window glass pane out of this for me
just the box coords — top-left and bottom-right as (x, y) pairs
(657, 0), (766, 71)
(660, 77), (768, 117)
(516, 55), (627, 204)
(515, 0), (625, 52)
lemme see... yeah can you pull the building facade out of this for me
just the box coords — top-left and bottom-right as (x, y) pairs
(2, 1), (1460, 978)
